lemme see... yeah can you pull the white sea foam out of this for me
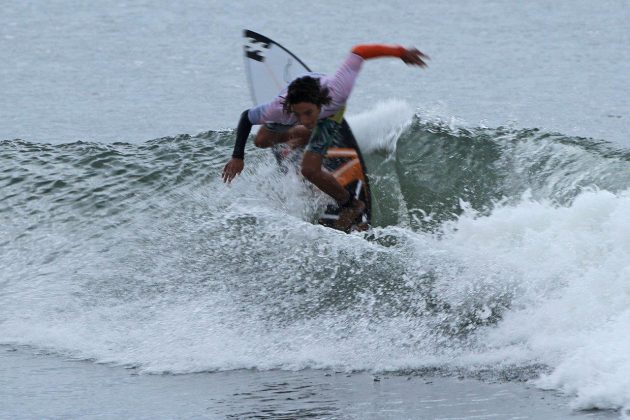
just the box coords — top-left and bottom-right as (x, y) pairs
(437, 189), (630, 413)
(2, 142), (630, 416)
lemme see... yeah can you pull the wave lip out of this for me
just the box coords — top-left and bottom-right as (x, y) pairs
(391, 120), (630, 230)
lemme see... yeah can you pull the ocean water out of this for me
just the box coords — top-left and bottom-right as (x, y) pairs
(2, 0), (630, 418)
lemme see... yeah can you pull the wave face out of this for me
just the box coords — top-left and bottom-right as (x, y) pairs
(3, 111), (630, 412)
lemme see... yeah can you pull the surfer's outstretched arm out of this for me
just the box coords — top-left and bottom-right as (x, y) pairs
(351, 44), (429, 67)
(326, 44), (428, 106)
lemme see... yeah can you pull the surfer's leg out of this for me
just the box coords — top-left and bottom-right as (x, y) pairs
(254, 125), (284, 148)
(254, 124), (310, 148)
(302, 151), (365, 230)
(302, 119), (350, 201)
(302, 119), (365, 229)
(286, 125), (311, 148)
(301, 151), (349, 202)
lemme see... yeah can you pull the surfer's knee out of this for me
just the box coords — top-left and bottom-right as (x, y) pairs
(289, 125), (311, 144)
(254, 129), (274, 148)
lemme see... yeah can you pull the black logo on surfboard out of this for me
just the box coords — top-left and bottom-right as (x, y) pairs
(244, 30), (272, 63)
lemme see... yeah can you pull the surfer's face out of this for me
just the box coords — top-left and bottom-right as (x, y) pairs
(291, 102), (320, 130)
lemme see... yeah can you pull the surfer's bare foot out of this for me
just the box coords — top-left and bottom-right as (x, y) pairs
(334, 198), (365, 231)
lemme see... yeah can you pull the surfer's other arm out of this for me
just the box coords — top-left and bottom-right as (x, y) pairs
(222, 109), (251, 183)
(352, 44), (429, 67)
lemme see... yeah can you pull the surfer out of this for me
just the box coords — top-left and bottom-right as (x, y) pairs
(223, 43), (428, 229)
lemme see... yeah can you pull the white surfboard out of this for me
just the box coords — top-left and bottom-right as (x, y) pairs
(243, 30), (312, 105)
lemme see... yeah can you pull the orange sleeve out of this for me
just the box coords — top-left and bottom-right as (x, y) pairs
(351, 44), (406, 60)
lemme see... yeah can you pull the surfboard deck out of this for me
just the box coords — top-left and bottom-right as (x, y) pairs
(243, 29), (371, 232)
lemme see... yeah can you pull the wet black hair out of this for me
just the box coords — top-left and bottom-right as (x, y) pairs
(282, 76), (332, 114)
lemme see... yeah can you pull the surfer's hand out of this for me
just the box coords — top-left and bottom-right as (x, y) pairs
(401, 48), (429, 68)
(222, 158), (244, 183)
